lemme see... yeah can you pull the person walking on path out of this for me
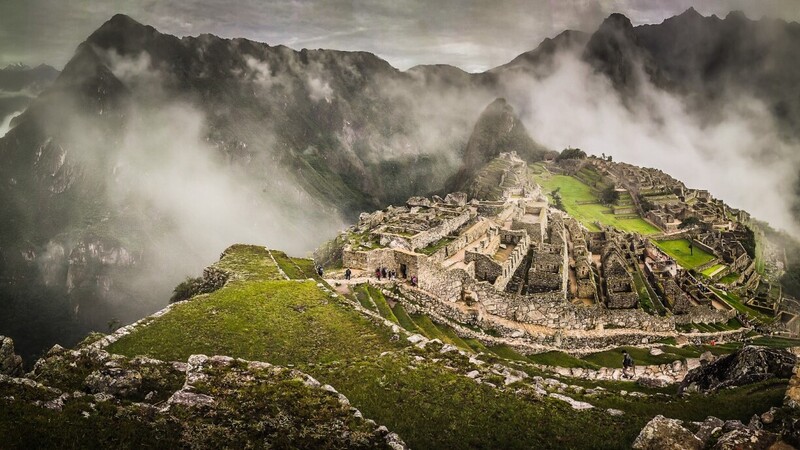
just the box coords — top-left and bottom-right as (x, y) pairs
(345, 268), (351, 280)
(622, 350), (635, 379)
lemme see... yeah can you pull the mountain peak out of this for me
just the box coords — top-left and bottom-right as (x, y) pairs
(679, 7), (702, 19)
(447, 98), (547, 192)
(600, 13), (634, 31)
(87, 13), (160, 52)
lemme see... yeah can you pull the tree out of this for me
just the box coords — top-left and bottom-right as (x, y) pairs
(599, 186), (620, 206)
(556, 147), (587, 161)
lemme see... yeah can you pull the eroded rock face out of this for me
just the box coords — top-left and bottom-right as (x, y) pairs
(632, 415), (704, 450)
(679, 346), (797, 394)
(0, 336), (23, 376)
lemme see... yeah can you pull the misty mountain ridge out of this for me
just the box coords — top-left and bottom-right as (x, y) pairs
(3, 8), (800, 361)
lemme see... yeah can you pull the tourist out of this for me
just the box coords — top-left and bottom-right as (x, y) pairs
(381, 267), (387, 279)
(375, 268), (381, 280)
(411, 276), (417, 287)
(317, 266), (324, 277)
(622, 351), (635, 379)
(345, 268), (351, 280)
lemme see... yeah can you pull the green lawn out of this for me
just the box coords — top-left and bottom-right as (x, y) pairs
(653, 239), (715, 270)
(701, 264), (726, 278)
(718, 272), (741, 285)
(533, 172), (659, 235)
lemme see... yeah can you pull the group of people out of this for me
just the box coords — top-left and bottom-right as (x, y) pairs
(375, 267), (397, 280)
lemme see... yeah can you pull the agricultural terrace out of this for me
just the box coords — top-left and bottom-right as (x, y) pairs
(530, 167), (659, 235)
(653, 239), (715, 270)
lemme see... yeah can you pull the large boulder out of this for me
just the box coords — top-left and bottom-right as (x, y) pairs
(0, 336), (23, 376)
(679, 346), (797, 394)
(632, 415), (704, 450)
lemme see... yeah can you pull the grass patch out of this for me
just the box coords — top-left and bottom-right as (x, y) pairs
(353, 289), (377, 312)
(583, 378), (787, 428)
(463, 338), (491, 353)
(433, 323), (473, 351)
(750, 336), (800, 348)
(365, 285), (399, 324)
(528, 351), (600, 369)
(315, 353), (639, 450)
(108, 279), (401, 365)
(214, 245), (284, 281)
(701, 264), (726, 278)
(653, 240), (715, 270)
(487, 345), (530, 362)
(270, 250), (309, 279)
(391, 303), (423, 334)
(532, 172), (659, 235)
(410, 314), (451, 342)
(719, 272), (741, 285)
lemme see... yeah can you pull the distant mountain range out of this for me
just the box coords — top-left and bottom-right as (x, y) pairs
(3, 9), (800, 360)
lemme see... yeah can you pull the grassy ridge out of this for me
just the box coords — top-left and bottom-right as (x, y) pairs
(108, 279), (401, 365)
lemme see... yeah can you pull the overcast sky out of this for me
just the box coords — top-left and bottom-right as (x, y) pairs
(2, 0), (800, 72)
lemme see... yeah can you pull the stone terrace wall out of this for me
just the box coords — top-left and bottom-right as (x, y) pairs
(409, 209), (473, 250)
(473, 281), (675, 332)
(673, 305), (735, 325)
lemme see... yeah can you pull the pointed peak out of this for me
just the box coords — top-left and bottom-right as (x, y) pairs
(107, 13), (144, 28)
(600, 13), (634, 30)
(679, 7), (702, 18)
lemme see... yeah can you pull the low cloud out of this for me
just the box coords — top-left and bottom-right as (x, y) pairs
(502, 52), (800, 235)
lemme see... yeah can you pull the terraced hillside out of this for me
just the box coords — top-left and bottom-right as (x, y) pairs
(2, 245), (794, 448)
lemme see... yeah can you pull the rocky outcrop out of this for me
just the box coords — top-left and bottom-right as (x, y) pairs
(632, 415), (703, 450)
(633, 415), (785, 450)
(9, 335), (407, 448)
(0, 336), (23, 376)
(679, 346), (797, 394)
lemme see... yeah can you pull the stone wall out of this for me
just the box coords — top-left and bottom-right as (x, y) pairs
(472, 280), (675, 332)
(673, 305), (736, 325)
(493, 230), (529, 291)
(409, 209), (473, 250)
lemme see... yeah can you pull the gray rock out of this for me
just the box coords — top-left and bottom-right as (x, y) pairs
(84, 368), (143, 397)
(694, 416), (725, 445)
(679, 347), (797, 394)
(632, 415), (703, 450)
(637, 377), (670, 388)
(0, 336), (23, 376)
(712, 428), (777, 450)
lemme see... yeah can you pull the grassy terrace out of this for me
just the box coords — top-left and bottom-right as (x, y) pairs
(701, 264), (727, 278)
(102, 247), (790, 449)
(709, 287), (773, 325)
(108, 246), (400, 365)
(531, 169), (660, 235)
(653, 239), (715, 270)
